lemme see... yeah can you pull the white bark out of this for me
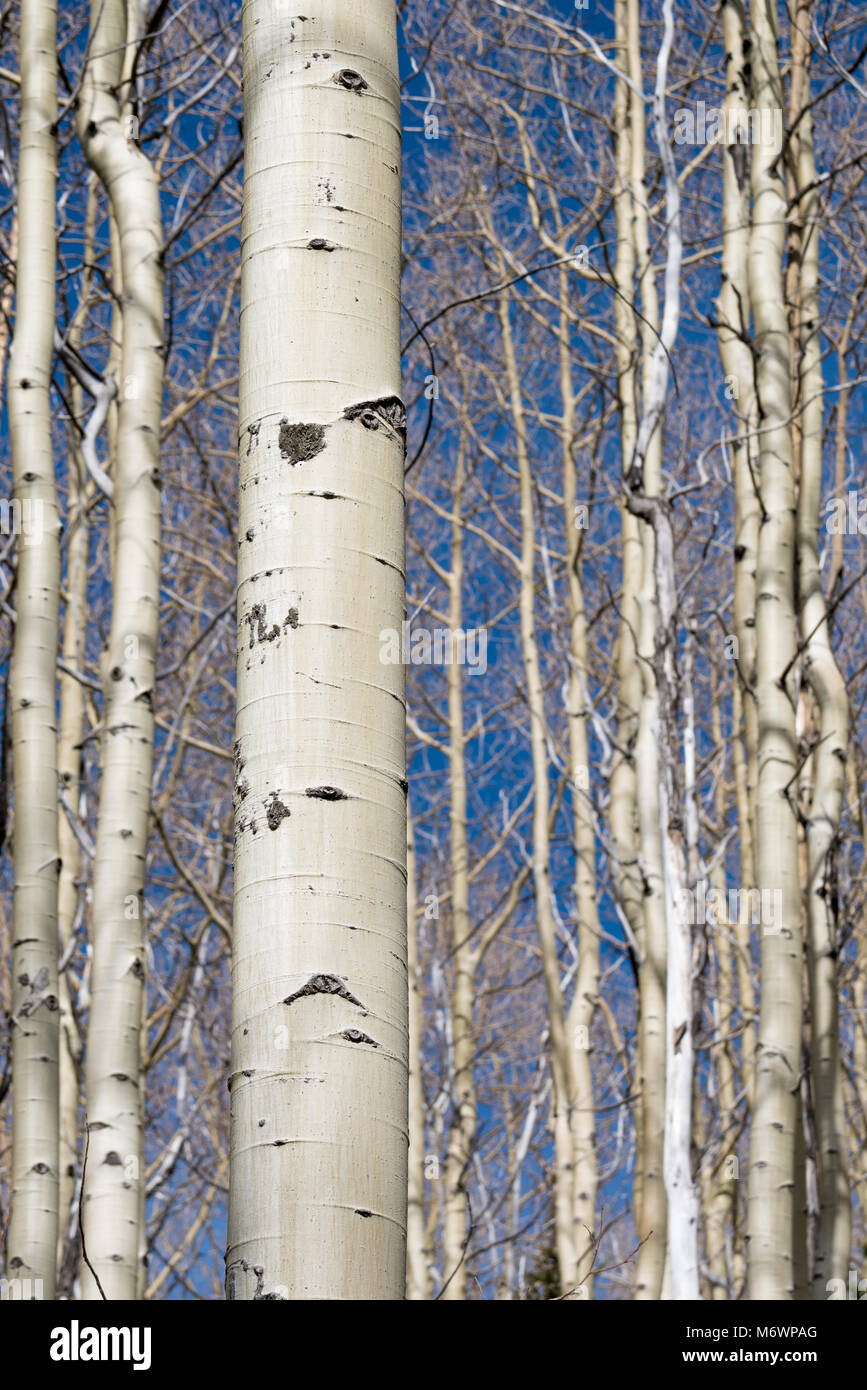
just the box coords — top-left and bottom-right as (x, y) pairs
(791, 11), (850, 1291)
(717, 0), (759, 827)
(56, 180), (97, 1286)
(226, 0), (407, 1300)
(623, 0), (697, 1300)
(716, 0), (759, 1109)
(441, 440), (477, 1301)
(746, 0), (803, 1300)
(76, 0), (164, 1299)
(7, 0), (61, 1295)
(559, 264), (600, 1296)
(406, 800), (431, 1300)
(624, 0), (668, 1300)
(648, 0), (699, 1303)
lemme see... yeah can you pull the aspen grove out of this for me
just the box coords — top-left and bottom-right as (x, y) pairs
(1, 0), (867, 1307)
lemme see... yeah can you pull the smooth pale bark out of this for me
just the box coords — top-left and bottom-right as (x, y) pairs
(746, 0), (803, 1301)
(559, 264), (600, 1295)
(844, 672), (867, 1227)
(716, 0), (759, 1108)
(498, 291), (581, 1296)
(226, 0), (407, 1300)
(718, 0), (759, 861)
(441, 440), (477, 1300)
(105, 209), (123, 577)
(851, 953), (867, 1223)
(792, 1059), (814, 1298)
(0, 215), (17, 397)
(791, 18), (850, 1291)
(631, 480), (697, 1301)
(55, 378), (87, 1283)
(706, 690), (738, 1299)
(609, 21), (644, 971)
(76, 0), (164, 1299)
(7, 0), (61, 1295)
(794, 701), (817, 1302)
(406, 801), (431, 1300)
(642, 0), (698, 1300)
(625, 0), (668, 1299)
(731, 679), (758, 1108)
(56, 179), (97, 1287)
(608, 0), (648, 1266)
(827, 309), (854, 600)
(621, 0), (698, 1298)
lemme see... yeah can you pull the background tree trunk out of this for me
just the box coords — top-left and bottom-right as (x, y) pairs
(76, 0), (165, 1299)
(406, 800), (431, 1300)
(790, 2), (851, 1293)
(746, 0), (804, 1301)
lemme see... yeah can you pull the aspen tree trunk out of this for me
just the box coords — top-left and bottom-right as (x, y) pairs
(731, 680), (758, 1107)
(559, 264), (600, 1295)
(789, 12), (818, 1295)
(105, 210), (123, 577)
(706, 691), (737, 1298)
(498, 291), (580, 1296)
(406, 800), (431, 1300)
(846, 772), (867, 1223)
(827, 310), (854, 601)
(792, 1060), (811, 1298)
(0, 216), (17, 398)
(643, 0), (698, 1299)
(226, 0), (407, 1300)
(624, 0), (667, 1299)
(746, 0), (803, 1300)
(608, 0), (650, 1270)
(56, 179), (97, 1284)
(622, 0), (698, 1297)
(718, 0), (760, 876)
(76, 0), (164, 1299)
(852, 954), (867, 1221)
(791, 19), (850, 1290)
(56, 364), (87, 1281)
(6, 0), (61, 1296)
(716, 0), (759, 1107)
(441, 439), (477, 1301)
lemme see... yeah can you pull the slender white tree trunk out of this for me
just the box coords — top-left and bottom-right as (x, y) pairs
(226, 0), (407, 1300)
(406, 800), (431, 1300)
(0, 216), (17, 399)
(56, 179), (97, 1286)
(624, 0), (668, 1298)
(7, 0), (61, 1297)
(441, 439), (477, 1301)
(608, 0), (653, 1281)
(559, 266), (600, 1296)
(790, 10), (850, 1291)
(746, 0), (803, 1300)
(622, 0), (697, 1298)
(717, 0), (759, 1110)
(706, 687), (740, 1298)
(76, 0), (164, 1299)
(646, 0), (698, 1301)
(498, 289), (580, 1296)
